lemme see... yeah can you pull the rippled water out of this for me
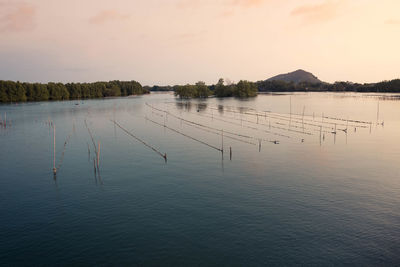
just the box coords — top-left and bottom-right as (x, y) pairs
(0, 92), (399, 266)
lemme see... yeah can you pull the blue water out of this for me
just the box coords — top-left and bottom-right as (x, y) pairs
(0, 92), (399, 266)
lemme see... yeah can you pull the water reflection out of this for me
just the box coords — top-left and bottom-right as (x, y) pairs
(175, 101), (192, 111)
(196, 103), (207, 112)
(0, 92), (399, 266)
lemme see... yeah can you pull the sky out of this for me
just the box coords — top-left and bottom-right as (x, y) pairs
(0, 0), (399, 85)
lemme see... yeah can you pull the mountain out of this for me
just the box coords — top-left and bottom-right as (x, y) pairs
(267, 69), (322, 84)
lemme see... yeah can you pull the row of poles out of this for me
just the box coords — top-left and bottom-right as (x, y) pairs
(47, 97), (384, 176)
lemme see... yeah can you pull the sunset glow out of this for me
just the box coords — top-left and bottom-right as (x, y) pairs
(1, 0), (399, 84)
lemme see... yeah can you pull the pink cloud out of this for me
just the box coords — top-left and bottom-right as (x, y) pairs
(231, 0), (265, 8)
(291, 0), (345, 24)
(0, 2), (36, 32)
(176, 0), (203, 9)
(176, 0), (265, 10)
(385, 19), (400, 25)
(89, 10), (130, 25)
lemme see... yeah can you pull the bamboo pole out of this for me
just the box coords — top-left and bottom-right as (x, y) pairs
(189, 107), (310, 136)
(205, 105), (340, 131)
(202, 103), (370, 127)
(192, 109), (290, 139)
(259, 109), (365, 129)
(148, 103), (277, 144)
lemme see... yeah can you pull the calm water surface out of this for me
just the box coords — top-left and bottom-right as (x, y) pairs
(0, 92), (399, 266)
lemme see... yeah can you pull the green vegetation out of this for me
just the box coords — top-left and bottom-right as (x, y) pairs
(257, 79), (400, 93)
(234, 80), (258, 97)
(2, 75), (399, 103)
(0, 80), (148, 103)
(174, 81), (213, 99)
(174, 79), (257, 99)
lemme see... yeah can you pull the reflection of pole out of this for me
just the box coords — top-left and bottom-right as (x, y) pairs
(302, 106), (305, 133)
(221, 129), (224, 153)
(319, 126), (322, 146)
(97, 142), (100, 170)
(53, 124), (56, 174)
(289, 96), (292, 128)
(377, 101), (380, 125)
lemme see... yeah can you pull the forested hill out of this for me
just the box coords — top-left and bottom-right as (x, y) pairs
(267, 69), (322, 84)
(0, 80), (148, 102)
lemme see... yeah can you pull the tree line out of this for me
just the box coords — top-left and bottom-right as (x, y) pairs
(0, 80), (148, 102)
(257, 79), (400, 93)
(2, 77), (399, 102)
(154, 78), (400, 99)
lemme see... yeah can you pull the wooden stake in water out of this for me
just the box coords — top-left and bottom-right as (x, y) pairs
(230, 147), (232, 161)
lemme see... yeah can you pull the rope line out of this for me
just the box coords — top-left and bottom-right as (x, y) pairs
(112, 120), (167, 161)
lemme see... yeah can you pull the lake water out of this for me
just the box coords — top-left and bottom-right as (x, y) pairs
(0, 92), (399, 266)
